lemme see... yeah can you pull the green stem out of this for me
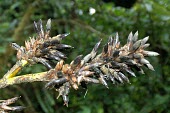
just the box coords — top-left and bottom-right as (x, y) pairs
(3, 60), (28, 79)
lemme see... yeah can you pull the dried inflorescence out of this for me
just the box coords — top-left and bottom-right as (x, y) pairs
(45, 31), (159, 106)
(6, 19), (159, 108)
(11, 19), (73, 69)
(0, 96), (25, 113)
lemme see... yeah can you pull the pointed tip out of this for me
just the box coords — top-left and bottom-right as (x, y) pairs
(11, 43), (20, 50)
(93, 39), (102, 52)
(145, 36), (149, 40)
(141, 36), (149, 45)
(133, 31), (138, 42)
(154, 51), (159, 55)
(34, 21), (38, 28)
(13, 106), (26, 111)
(115, 32), (119, 43)
(146, 64), (155, 71)
(135, 30), (138, 34)
(65, 103), (69, 107)
(47, 19), (51, 24)
(127, 31), (133, 43)
(61, 33), (70, 38)
(45, 80), (55, 89)
(108, 36), (113, 44)
(99, 39), (102, 44)
(135, 31), (138, 36)
(130, 31), (133, 35)
(143, 51), (159, 56)
(46, 19), (51, 31)
(115, 32), (119, 37)
(34, 21), (37, 24)
(65, 32), (70, 36)
(39, 19), (42, 23)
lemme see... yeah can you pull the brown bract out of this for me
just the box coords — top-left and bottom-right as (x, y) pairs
(0, 19), (159, 110)
(0, 96), (25, 112)
(11, 19), (73, 69)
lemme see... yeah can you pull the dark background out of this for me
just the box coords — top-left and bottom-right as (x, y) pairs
(0, 0), (170, 113)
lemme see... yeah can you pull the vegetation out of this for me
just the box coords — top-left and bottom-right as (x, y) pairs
(0, 0), (169, 113)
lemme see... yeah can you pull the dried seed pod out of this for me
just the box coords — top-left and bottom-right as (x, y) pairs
(133, 31), (138, 43)
(62, 82), (70, 107)
(46, 19), (51, 32)
(99, 74), (109, 88)
(142, 51), (159, 56)
(9, 19), (159, 107)
(125, 59), (137, 65)
(82, 39), (102, 63)
(63, 94), (69, 107)
(79, 71), (94, 77)
(80, 62), (102, 71)
(113, 71), (123, 83)
(0, 97), (25, 112)
(47, 54), (62, 61)
(55, 44), (73, 50)
(77, 76), (83, 85)
(55, 60), (64, 71)
(118, 72), (130, 83)
(141, 43), (150, 48)
(141, 36), (149, 45)
(108, 36), (113, 45)
(49, 50), (67, 59)
(124, 68), (136, 77)
(45, 78), (67, 89)
(109, 74), (116, 84)
(114, 32), (119, 46)
(70, 55), (83, 69)
(140, 58), (150, 64)
(69, 78), (78, 90)
(12, 19), (73, 69)
(83, 77), (100, 83)
(91, 39), (102, 59)
(11, 43), (21, 51)
(0, 106), (25, 112)
(133, 53), (143, 59)
(146, 63), (155, 71)
(100, 65), (109, 75)
(33, 21), (39, 36)
(33, 57), (53, 69)
(39, 19), (44, 38)
(127, 32), (133, 44)
(103, 43), (109, 54)
(119, 56), (130, 62)
(44, 29), (158, 106)
(130, 39), (141, 51)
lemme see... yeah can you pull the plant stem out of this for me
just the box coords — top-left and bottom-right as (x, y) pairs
(3, 60), (28, 79)
(0, 71), (58, 89)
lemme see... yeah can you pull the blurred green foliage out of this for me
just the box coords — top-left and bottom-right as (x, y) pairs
(0, 0), (170, 113)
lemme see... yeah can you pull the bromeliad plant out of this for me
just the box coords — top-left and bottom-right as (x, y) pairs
(0, 19), (159, 112)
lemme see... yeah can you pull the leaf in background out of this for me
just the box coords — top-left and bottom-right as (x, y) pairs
(0, 47), (6, 54)
(78, 106), (91, 113)
(139, 95), (170, 113)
